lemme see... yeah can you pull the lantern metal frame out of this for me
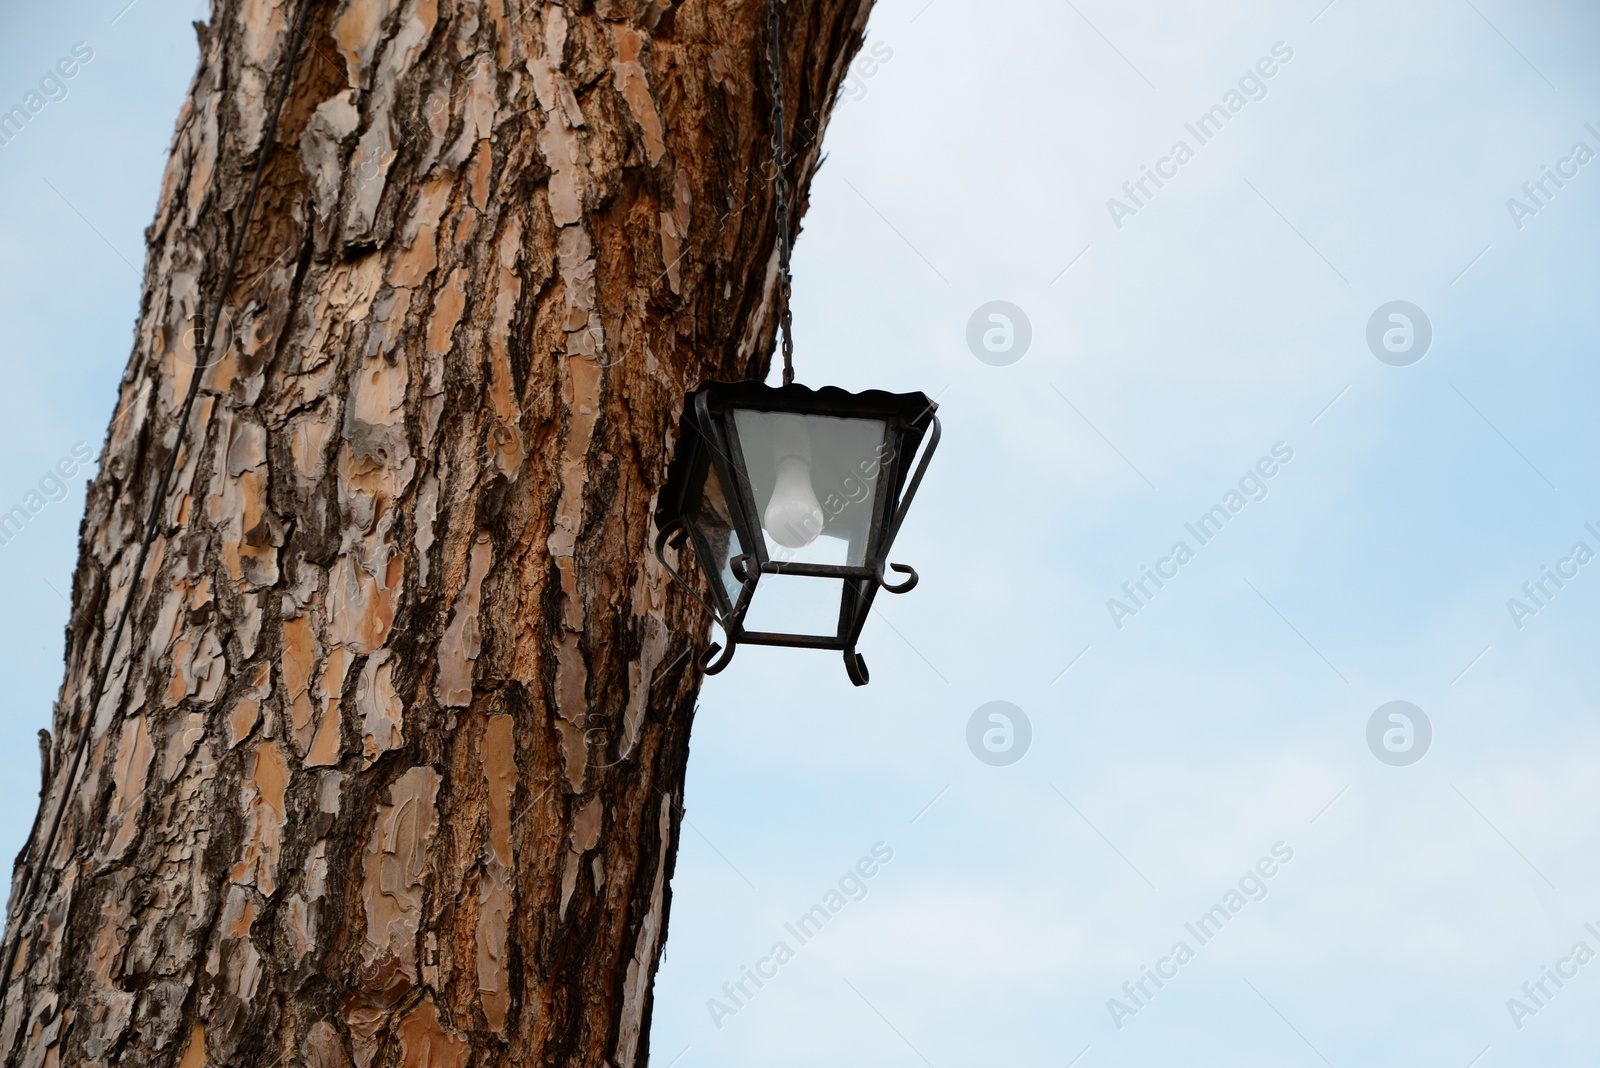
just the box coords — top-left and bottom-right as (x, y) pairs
(654, 381), (940, 685)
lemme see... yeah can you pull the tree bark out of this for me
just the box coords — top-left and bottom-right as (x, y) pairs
(0, 1), (870, 1064)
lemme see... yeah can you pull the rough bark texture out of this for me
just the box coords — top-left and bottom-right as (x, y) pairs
(0, 1), (871, 1064)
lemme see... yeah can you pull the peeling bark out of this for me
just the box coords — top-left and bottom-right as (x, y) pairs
(2, 0), (873, 1064)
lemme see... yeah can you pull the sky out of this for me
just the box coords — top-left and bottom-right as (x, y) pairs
(3, 0), (1600, 1065)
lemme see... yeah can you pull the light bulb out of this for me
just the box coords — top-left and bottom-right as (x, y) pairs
(765, 455), (824, 548)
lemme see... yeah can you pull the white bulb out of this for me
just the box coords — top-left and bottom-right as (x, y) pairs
(765, 455), (824, 548)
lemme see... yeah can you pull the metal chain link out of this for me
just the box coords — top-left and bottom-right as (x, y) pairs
(766, 0), (796, 386)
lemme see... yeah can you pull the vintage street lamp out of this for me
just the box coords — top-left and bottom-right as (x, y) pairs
(654, 381), (939, 685)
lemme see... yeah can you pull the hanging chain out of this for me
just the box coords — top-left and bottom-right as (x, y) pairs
(765, 0), (795, 386)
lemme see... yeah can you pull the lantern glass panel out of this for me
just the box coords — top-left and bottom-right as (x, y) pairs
(687, 460), (742, 607)
(731, 409), (890, 567)
(741, 573), (846, 636)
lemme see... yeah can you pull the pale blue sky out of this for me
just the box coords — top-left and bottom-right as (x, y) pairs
(3, 1), (1599, 1065)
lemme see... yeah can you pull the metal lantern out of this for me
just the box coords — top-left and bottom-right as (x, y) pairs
(655, 381), (940, 685)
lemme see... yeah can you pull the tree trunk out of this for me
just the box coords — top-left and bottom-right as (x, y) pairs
(0, 1), (869, 1064)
